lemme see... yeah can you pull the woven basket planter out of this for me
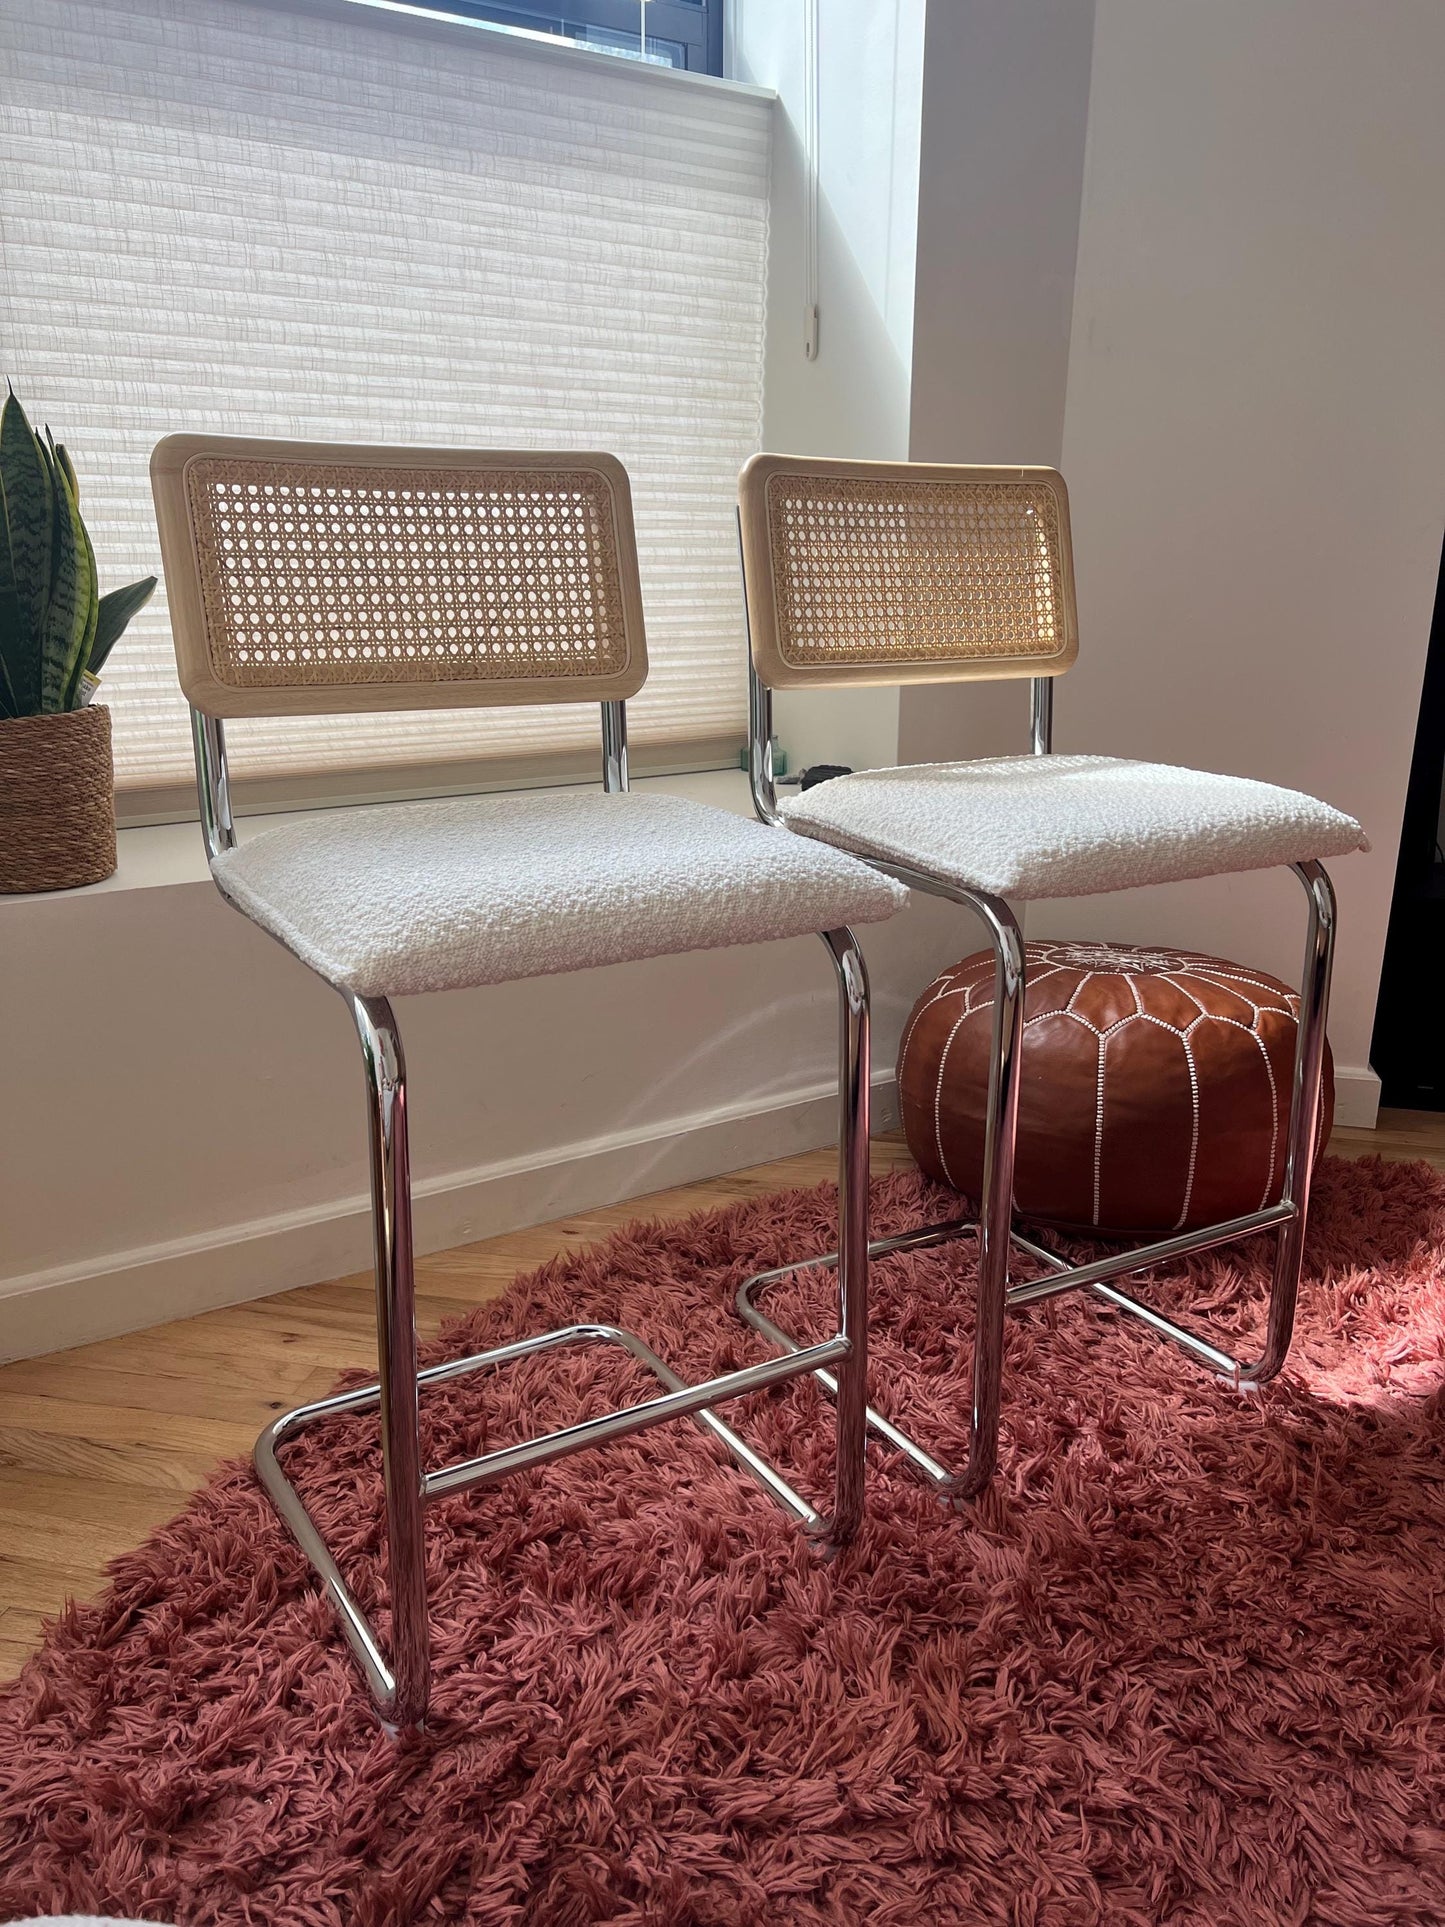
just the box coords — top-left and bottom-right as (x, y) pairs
(0, 705), (117, 893)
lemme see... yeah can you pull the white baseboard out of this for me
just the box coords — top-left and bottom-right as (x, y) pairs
(0, 1074), (902, 1365)
(0, 1063), (1384, 1365)
(1333, 1064), (1381, 1130)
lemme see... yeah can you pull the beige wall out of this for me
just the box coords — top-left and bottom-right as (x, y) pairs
(900, 0), (1445, 1114)
(900, 0), (1096, 765)
(733, 0), (926, 775)
(1032, 0), (1445, 1094)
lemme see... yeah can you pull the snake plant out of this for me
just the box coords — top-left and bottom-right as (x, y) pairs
(0, 386), (156, 719)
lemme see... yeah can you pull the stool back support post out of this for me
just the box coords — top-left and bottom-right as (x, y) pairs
(748, 659), (781, 827)
(191, 707), (235, 861)
(739, 509), (782, 826)
(1029, 677), (1054, 756)
(600, 700), (629, 793)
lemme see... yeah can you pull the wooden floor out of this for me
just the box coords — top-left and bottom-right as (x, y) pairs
(1, 1113), (1439, 1682)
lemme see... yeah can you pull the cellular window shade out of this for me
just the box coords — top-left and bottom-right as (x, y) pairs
(0, 0), (769, 792)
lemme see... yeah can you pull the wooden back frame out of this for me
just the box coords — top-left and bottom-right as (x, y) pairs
(738, 453), (1079, 691)
(151, 435), (650, 719)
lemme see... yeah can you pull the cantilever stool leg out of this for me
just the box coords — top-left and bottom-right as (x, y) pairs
(254, 924), (874, 1729)
(732, 453), (1363, 1504)
(736, 836), (1337, 1504)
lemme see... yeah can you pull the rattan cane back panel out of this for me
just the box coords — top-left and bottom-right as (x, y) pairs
(151, 437), (648, 717)
(738, 455), (1078, 690)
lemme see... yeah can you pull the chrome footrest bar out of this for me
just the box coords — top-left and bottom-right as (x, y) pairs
(421, 1325), (849, 1500)
(736, 1273), (955, 1490)
(736, 1197), (1303, 1494)
(742, 1214), (977, 1296)
(255, 1320), (848, 1713)
(736, 1214), (1074, 1493)
(1002, 1203), (1295, 1307)
(1082, 1279), (1241, 1379)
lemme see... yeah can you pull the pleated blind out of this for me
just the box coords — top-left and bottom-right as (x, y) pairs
(0, 0), (769, 794)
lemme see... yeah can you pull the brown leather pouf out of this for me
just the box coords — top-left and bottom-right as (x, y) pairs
(898, 940), (1333, 1237)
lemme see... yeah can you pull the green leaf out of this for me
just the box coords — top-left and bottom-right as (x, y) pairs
(0, 469), (24, 717)
(54, 442), (78, 502)
(38, 434), (96, 713)
(52, 428), (100, 709)
(0, 389), (52, 713)
(0, 587), (21, 717)
(88, 574), (157, 676)
(62, 504), (100, 711)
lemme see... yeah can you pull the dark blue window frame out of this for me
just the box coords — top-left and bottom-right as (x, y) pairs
(390, 0), (724, 75)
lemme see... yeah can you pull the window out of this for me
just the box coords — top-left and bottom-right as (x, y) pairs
(0, 0), (765, 809)
(357, 1), (724, 76)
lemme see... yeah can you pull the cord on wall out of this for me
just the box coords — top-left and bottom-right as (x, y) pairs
(802, 0), (819, 359)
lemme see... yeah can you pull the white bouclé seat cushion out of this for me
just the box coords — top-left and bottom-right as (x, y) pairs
(779, 755), (1367, 900)
(211, 789), (908, 998)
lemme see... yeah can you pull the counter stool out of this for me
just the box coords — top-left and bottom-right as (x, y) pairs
(736, 454), (1366, 1503)
(150, 436), (907, 1726)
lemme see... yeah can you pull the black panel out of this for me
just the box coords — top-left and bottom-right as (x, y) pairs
(1371, 533), (1445, 1105)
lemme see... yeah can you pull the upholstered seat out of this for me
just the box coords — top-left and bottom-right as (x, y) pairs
(779, 754), (1366, 901)
(213, 788), (908, 998)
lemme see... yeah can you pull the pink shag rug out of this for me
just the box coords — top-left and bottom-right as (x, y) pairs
(2, 1156), (1445, 1926)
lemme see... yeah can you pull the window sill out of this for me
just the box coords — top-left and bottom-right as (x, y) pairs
(2, 768), (759, 907)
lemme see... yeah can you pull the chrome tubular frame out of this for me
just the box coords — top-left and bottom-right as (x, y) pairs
(738, 669), (1339, 1502)
(191, 700), (636, 838)
(1029, 676), (1054, 756)
(825, 923), (872, 1539)
(600, 699), (629, 794)
(747, 659), (783, 827)
(232, 694), (874, 1726)
(191, 707), (235, 860)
